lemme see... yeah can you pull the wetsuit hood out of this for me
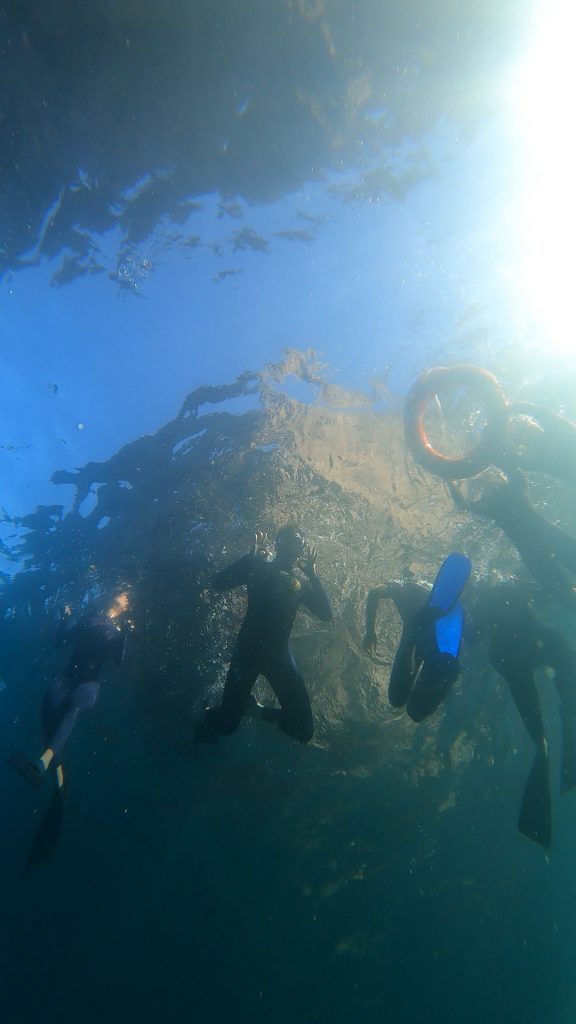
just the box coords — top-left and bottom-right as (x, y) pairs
(274, 525), (305, 568)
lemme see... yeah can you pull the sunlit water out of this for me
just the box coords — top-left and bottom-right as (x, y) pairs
(2, 3), (576, 1022)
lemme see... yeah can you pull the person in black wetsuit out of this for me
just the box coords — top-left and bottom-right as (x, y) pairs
(364, 578), (431, 658)
(195, 525), (332, 743)
(448, 470), (576, 611)
(9, 592), (130, 790)
(470, 578), (576, 848)
(365, 570), (576, 846)
(363, 573), (463, 722)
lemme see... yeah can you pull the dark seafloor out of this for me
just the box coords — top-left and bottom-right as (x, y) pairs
(2, 352), (576, 1023)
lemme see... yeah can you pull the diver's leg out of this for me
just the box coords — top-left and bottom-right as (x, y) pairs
(266, 654), (314, 742)
(40, 675), (74, 770)
(539, 628), (576, 791)
(45, 681), (100, 760)
(42, 675), (73, 734)
(9, 676), (71, 788)
(494, 653), (546, 750)
(9, 679), (98, 788)
(493, 651), (551, 847)
(388, 626), (418, 708)
(406, 651), (460, 723)
(197, 646), (259, 738)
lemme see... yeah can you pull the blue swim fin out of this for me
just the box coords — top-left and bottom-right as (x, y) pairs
(435, 601), (464, 657)
(428, 553), (471, 614)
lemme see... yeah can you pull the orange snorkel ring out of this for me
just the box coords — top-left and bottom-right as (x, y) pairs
(404, 365), (509, 480)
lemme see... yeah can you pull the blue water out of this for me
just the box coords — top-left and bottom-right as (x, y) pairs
(3, 3), (576, 1022)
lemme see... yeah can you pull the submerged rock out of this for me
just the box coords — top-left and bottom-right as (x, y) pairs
(0, 350), (505, 792)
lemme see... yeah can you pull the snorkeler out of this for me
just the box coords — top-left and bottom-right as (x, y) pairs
(364, 554), (471, 722)
(405, 364), (576, 484)
(8, 591), (130, 791)
(471, 579), (576, 849)
(195, 525), (332, 743)
(448, 470), (576, 611)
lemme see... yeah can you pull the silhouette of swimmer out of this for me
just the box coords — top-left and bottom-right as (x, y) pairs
(8, 592), (130, 871)
(364, 554), (470, 722)
(448, 470), (576, 611)
(471, 579), (576, 849)
(196, 525), (332, 743)
(9, 592), (129, 793)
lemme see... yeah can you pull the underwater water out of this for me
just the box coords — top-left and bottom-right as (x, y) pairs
(2, 3), (576, 1022)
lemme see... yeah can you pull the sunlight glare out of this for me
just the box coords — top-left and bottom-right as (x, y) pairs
(507, 0), (576, 354)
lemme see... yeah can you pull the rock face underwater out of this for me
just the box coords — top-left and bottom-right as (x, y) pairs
(3, 350), (505, 785)
(1, 353), (551, 1024)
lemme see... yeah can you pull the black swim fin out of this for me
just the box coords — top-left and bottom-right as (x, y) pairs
(518, 748), (551, 849)
(24, 785), (64, 872)
(560, 727), (576, 793)
(8, 752), (45, 790)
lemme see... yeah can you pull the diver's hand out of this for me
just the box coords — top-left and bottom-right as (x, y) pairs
(301, 544), (317, 579)
(363, 629), (377, 654)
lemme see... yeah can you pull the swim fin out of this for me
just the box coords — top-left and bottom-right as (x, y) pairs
(435, 601), (464, 658)
(518, 748), (551, 849)
(24, 785), (64, 872)
(561, 748), (576, 793)
(560, 719), (576, 793)
(428, 553), (472, 614)
(7, 753), (45, 790)
(389, 555), (470, 720)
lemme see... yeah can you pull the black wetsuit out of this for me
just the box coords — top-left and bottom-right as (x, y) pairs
(473, 582), (576, 789)
(365, 580), (461, 722)
(205, 552), (332, 741)
(43, 613), (126, 758)
(450, 471), (576, 610)
(472, 581), (576, 847)
(365, 581), (431, 637)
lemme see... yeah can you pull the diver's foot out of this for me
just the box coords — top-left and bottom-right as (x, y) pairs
(7, 753), (46, 790)
(193, 709), (220, 744)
